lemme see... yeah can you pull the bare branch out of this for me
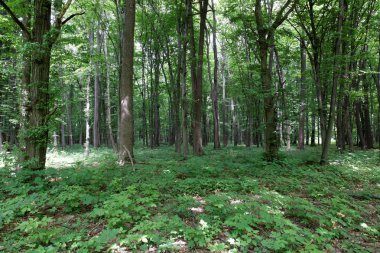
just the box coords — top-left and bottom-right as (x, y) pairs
(62, 12), (85, 25)
(0, 0), (31, 40)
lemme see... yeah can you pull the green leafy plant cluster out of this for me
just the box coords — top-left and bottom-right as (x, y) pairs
(0, 146), (379, 252)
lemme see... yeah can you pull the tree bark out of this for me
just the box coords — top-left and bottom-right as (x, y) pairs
(211, 0), (221, 149)
(189, 0), (208, 156)
(119, 0), (136, 163)
(298, 39), (307, 149)
(104, 33), (117, 151)
(320, 0), (346, 164)
(221, 42), (228, 147)
(93, 25), (101, 148)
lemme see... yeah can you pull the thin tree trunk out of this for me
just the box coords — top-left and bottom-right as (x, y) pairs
(153, 50), (160, 147)
(104, 33), (117, 151)
(274, 47), (290, 151)
(84, 74), (91, 157)
(221, 42), (228, 147)
(211, 0), (221, 149)
(93, 25), (101, 148)
(298, 39), (307, 149)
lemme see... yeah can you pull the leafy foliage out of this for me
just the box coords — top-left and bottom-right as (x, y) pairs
(1, 146), (379, 252)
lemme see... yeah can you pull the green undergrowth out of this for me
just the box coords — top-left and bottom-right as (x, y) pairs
(0, 146), (379, 252)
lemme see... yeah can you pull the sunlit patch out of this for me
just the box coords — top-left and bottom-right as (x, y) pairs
(227, 237), (236, 245)
(360, 223), (368, 229)
(190, 207), (204, 213)
(199, 219), (209, 230)
(230, 199), (243, 205)
(193, 196), (206, 204)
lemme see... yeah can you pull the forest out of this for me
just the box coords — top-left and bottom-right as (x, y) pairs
(0, 0), (379, 252)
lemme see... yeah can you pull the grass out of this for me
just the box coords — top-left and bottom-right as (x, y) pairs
(0, 145), (379, 252)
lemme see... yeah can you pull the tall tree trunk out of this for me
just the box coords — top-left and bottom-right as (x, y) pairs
(66, 83), (74, 146)
(221, 42), (228, 147)
(274, 47), (290, 151)
(320, 0), (346, 164)
(211, 0), (221, 149)
(153, 50), (160, 147)
(361, 44), (373, 149)
(93, 26), (101, 148)
(119, 0), (136, 163)
(311, 112), (316, 146)
(189, 0), (208, 156)
(59, 65), (65, 148)
(104, 33), (117, 151)
(24, 0), (53, 170)
(84, 74), (91, 157)
(181, 0), (191, 159)
(298, 39), (307, 149)
(141, 44), (148, 147)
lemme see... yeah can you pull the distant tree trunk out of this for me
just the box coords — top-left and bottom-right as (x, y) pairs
(274, 47), (290, 151)
(60, 123), (65, 148)
(221, 43), (228, 147)
(361, 44), (373, 149)
(141, 44), (148, 147)
(53, 131), (58, 151)
(211, 0), (221, 149)
(59, 65), (65, 148)
(311, 112), (316, 146)
(84, 74), (91, 157)
(202, 95), (208, 145)
(231, 99), (238, 146)
(104, 34), (117, 151)
(119, 0), (136, 163)
(66, 83), (74, 146)
(93, 26), (101, 148)
(153, 50), (160, 147)
(298, 39), (307, 150)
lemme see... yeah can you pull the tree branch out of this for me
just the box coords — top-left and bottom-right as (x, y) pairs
(272, 0), (298, 30)
(0, 0), (31, 40)
(62, 12), (85, 25)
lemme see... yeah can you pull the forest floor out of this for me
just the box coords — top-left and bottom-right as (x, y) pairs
(0, 145), (379, 252)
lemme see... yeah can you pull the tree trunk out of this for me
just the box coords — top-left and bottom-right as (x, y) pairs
(298, 39), (307, 149)
(189, 0), (208, 156)
(274, 47), (290, 151)
(93, 26), (101, 148)
(221, 43), (228, 147)
(320, 0), (346, 164)
(119, 0), (136, 163)
(361, 44), (374, 149)
(153, 50), (160, 147)
(24, 0), (53, 170)
(211, 0), (221, 149)
(84, 74), (91, 157)
(104, 33), (117, 151)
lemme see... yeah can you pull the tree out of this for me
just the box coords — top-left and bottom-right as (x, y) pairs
(0, 0), (83, 170)
(254, 0), (297, 161)
(189, 0), (208, 156)
(119, 0), (136, 163)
